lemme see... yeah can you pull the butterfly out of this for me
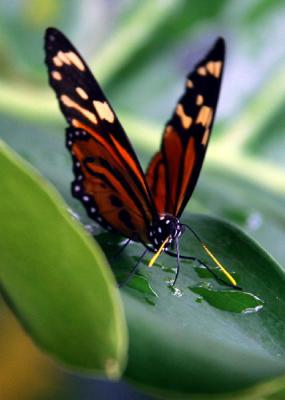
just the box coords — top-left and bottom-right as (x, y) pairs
(44, 27), (238, 288)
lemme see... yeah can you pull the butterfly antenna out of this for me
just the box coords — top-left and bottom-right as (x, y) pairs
(182, 224), (238, 288)
(148, 236), (171, 267)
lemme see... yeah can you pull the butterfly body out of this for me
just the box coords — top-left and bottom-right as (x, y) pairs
(148, 214), (184, 250)
(44, 28), (237, 287)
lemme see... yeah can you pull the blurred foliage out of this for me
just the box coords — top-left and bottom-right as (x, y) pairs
(1, 0), (285, 399)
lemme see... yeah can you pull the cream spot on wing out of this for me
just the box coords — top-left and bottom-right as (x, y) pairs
(51, 70), (62, 80)
(65, 51), (85, 71)
(52, 56), (63, 67)
(206, 61), (222, 78)
(187, 79), (194, 88)
(72, 118), (80, 127)
(206, 61), (215, 75)
(76, 87), (89, 100)
(57, 51), (71, 65)
(201, 128), (210, 146)
(196, 94), (203, 106)
(93, 100), (115, 123)
(196, 106), (213, 127)
(176, 104), (192, 129)
(61, 95), (97, 124)
(197, 66), (207, 76)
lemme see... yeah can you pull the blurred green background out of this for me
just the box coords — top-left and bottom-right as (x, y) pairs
(1, 0), (285, 399)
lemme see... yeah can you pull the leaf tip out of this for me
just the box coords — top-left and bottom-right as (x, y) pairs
(104, 358), (121, 379)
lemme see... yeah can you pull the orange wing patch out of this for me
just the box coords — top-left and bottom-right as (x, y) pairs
(162, 126), (183, 214)
(146, 152), (166, 214)
(70, 120), (149, 195)
(69, 130), (151, 241)
(176, 137), (196, 212)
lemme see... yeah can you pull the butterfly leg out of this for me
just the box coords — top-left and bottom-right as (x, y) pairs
(110, 237), (132, 261)
(172, 238), (181, 286)
(118, 247), (148, 288)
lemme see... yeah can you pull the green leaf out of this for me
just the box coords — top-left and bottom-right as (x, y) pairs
(0, 141), (128, 378)
(102, 214), (285, 398)
(3, 124), (285, 396)
(1, 2), (285, 397)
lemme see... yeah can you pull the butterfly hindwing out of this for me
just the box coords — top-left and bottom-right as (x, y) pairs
(146, 38), (225, 217)
(45, 27), (155, 241)
(67, 127), (153, 240)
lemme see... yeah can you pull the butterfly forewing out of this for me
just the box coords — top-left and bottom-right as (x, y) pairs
(45, 27), (156, 241)
(146, 38), (225, 217)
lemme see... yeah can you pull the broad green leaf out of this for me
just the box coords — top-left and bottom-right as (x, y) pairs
(103, 214), (285, 398)
(0, 141), (128, 377)
(1, 1), (285, 398)
(2, 122), (285, 397)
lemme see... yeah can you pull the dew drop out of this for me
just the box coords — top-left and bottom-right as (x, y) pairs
(167, 283), (183, 297)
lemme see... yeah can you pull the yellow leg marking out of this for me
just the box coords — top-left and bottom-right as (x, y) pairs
(202, 244), (237, 287)
(148, 236), (170, 267)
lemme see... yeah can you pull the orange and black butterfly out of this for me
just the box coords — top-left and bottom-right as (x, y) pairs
(44, 27), (238, 288)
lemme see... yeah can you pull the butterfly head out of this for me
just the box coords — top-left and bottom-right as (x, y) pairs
(148, 214), (184, 251)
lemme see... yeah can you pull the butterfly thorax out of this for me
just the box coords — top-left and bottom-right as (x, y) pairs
(148, 214), (184, 250)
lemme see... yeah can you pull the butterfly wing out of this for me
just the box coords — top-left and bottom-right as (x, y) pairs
(146, 38), (225, 217)
(45, 27), (156, 242)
